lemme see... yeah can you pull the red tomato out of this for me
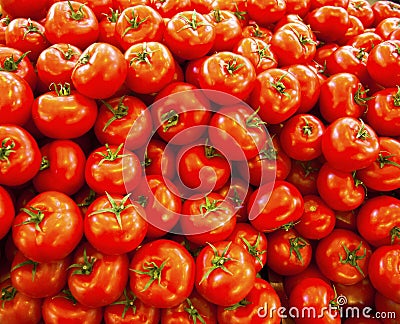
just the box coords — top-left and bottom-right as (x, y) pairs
(84, 193), (148, 255)
(346, 31), (383, 53)
(0, 0), (50, 20)
(195, 241), (256, 306)
(315, 228), (372, 285)
(372, 0), (400, 25)
(68, 242), (129, 308)
(347, 0), (374, 28)
(374, 292), (400, 324)
(0, 186), (14, 242)
(129, 239), (195, 308)
(0, 125), (41, 187)
(247, 0), (286, 25)
(12, 191), (83, 262)
(286, 159), (321, 196)
(98, 8), (121, 48)
(184, 56), (209, 88)
(151, 0), (191, 18)
(142, 138), (176, 179)
(286, 0), (311, 17)
(241, 23), (273, 42)
(74, 0), (114, 20)
(335, 278), (375, 312)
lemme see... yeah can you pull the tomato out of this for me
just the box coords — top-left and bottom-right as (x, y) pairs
(0, 279), (42, 324)
(84, 193), (148, 255)
(0, 185), (14, 240)
(98, 8), (121, 48)
(32, 83), (98, 139)
(0, 124), (41, 187)
(0, 15), (9, 44)
(368, 244), (400, 304)
(346, 31), (383, 53)
(160, 290), (217, 324)
(204, 10), (242, 53)
(36, 43), (82, 91)
(184, 56), (209, 88)
(12, 191), (83, 262)
(163, 11), (215, 60)
(151, 0), (191, 18)
(286, 159), (321, 196)
(195, 241), (256, 306)
(5, 18), (49, 62)
(124, 41), (175, 94)
(241, 23), (273, 42)
(190, 0), (214, 13)
(115, 5), (164, 51)
(367, 40), (400, 88)
(94, 95), (152, 150)
(181, 192), (237, 245)
(338, 15), (365, 45)
(68, 242), (129, 308)
(286, 0), (311, 17)
(199, 52), (256, 103)
(72, 42), (127, 99)
(321, 117), (379, 172)
(249, 68), (301, 124)
(316, 162), (365, 211)
(217, 277), (281, 324)
(247, 0), (286, 25)
(375, 292), (400, 324)
(310, 0), (349, 9)
(0, 71), (33, 126)
(315, 228), (372, 285)
(335, 278), (375, 311)
(45, 1), (99, 50)
(347, 0), (374, 28)
(357, 137), (400, 192)
(248, 180), (304, 233)
(104, 289), (160, 324)
(74, 0), (114, 20)
(32, 140), (86, 196)
(289, 277), (341, 324)
(129, 239), (195, 308)
(372, 0), (400, 25)
(0, 0), (50, 20)
(142, 138), (176, 179)
(366, 87), (400, 137)
(284, 263), (328, 294)
(10, 251), (71, 299)
(42, 289), (103, 324)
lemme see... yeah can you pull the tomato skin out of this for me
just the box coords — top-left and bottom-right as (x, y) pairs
(0, 0), (49, 20)
(315, 229), (372, 285)
(32, 140), (86, 196)
(357, 196), (400, 247)
(0, 279), (43, 324)
(217, 277), (281, 324)
(0, 185), (14, 240)
(347, 0), (374, 28)
(316, 163), (365, 212)
(68, 242), (129, 308)
(124, 41), (175, 94)
(42, 290), (103, 324)
(374, 292), (400, 324)
(372, 1), (400, 25)
(142, 138), (176, 179)
(151, 0), (191, 18)
(12, 191), (84, 263)
(248, 180), (304, 233)
(129, 239), (195, 308)
(84, 193), (148, 255)
(0, 71), (33, 126)
(367, 40), (400, 88)
(0, 125), (41, 187)
(247, 0), (286, 25)
(346, 31), (383, 53)
(368, 245), (400, 304)
(366, 87), (400, 137)
(195, 241), (256, 306)
(321, 117), (379, 172)
(286, 159), (321, 196)
(285, 0), (311, 18)
(335, 278), (375, 312)
(357, 137), (400, 192)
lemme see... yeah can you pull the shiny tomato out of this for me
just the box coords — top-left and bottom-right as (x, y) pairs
(286, 159), (321, 196)
(0, 0), (50, 20)
(347, 0), (374, 28)
(247, 0), (286, 25)
(98, 7), (121, 48)
(142, 138), (176, 179)
(0, 185), (14, 240)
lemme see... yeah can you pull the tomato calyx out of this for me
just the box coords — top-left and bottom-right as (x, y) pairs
(339, 241), (367, 276)
(40, 156), (50, 171)
(281, 221), (299, 231)
(50, 82), (71, 96)
(110, 289), (137, 319)
(88, 192), (133, 230)
(204, 140), (222, 159)
(352, 171), (367, 193)
(68, 248), (97, 276)
(199, 242), (237, 285)
(199, 196), (227, 218)
(0, 137), (16, 166)
(224, 298), (252, 311)
(122, 10), (149, 37)
(104, 8), (120, 23)
(161, 110), (179, 132)
(0, 15), (10, 27)
(289, 26), (316, 46)
(77, 53), (90, 65)
(21, 18), (45, 39)
(184, 298), (206, 324)
(1, 285), (17, 308)
(11, 259), (38, 281)
(0, 51), (30, 72)
(258, 143), (277, 161)
(130, 43), (160, 66)
(68, 0), (86, 21)
(130, 259), (169, 292)
(232, 3), (247, 22)
(17, 207), (45, 233)
(355, 119), (371, 140)
(354, 86), (373, 107)
(390, 226), (400, 244)
(249, 23), (265, 38)
(178, 11), (209, 32)
(240, 233), (266, 268)
(223, 57), (245, 76)
(289, 236), (309, 265)
(246, 107), (266, 128)
(77, 189), (96, 208)
(377, 151), (400, 169)
(270, 73), (291, 99)
(300, 161), (320, 177)
(356, 48), (367, 61)
(228, 188), (243, 209)
(254, 43), (276, 67)
(54, 44), (79, 60)
(96, 143), (128, 166)
(56, 289), (78, 305)
(301, 117), (313, 137)
(393, 86), (400, 106)
(212, 9), (224, 23)
(136, 195), (149, 208)
(101, 96), (129, 131)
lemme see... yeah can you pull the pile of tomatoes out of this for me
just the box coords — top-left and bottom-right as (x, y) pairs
(1, 0), (400, 323)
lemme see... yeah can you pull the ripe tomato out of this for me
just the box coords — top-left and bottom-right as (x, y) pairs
(151, 0), (191, 18)
(32, 83), (98, 139)
(195, 241), (256, 306)
(129, 239), (195, 308)
(347, 0), (374, 28)
(368, 244), (400, 304)
(142, 138), (176, 179)
(248, 180), (304, 232)
(0, 124), (41, 187)
(0, 0), (50, 20)
(84, 193), (148, 255)
(12, 191), (83, 262)
(247, 0), (286, 25)
(45, 1), (99, 50)
(0, 185), (14, 240)
(346, 31), (383, 53)
(32, 140), (86, 196)
(98, 8), (121, 48)
(68, 242), (129, 308)
(315, 228), (372, 285)
(241, 23), (273, 42)
(372, 0), (400, 25)
(286, 159), (321, 196)
(374, 292), (400, 324)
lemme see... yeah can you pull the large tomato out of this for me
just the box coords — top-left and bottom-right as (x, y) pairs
(0, 185), (14, 240)
(0, 0), (50, 20)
